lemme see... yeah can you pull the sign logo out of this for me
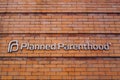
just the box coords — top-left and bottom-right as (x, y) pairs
(8, 40), (19, 53)
(8, 40), (111, 53)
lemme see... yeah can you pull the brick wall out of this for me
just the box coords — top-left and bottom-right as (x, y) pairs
(0, 14), (120, 33)
(0, 0), (120, 13)
(0, 58), (120, 79)
(0, 0), (120, 79)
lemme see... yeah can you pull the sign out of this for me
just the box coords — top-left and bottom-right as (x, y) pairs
(8, 40), (111, 53)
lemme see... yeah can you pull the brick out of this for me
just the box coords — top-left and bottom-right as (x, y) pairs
(1, 76), (13, 79)
(51, 68), (62, 72)
(13, 76), (25, 79)
(50, 76), (62, 79)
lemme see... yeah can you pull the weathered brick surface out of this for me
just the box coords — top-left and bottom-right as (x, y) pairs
(0, 58), (120, 80)
(0, 0), (120, 13)
(0, 0), (120, 79)
(0, 14), (120, 33)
